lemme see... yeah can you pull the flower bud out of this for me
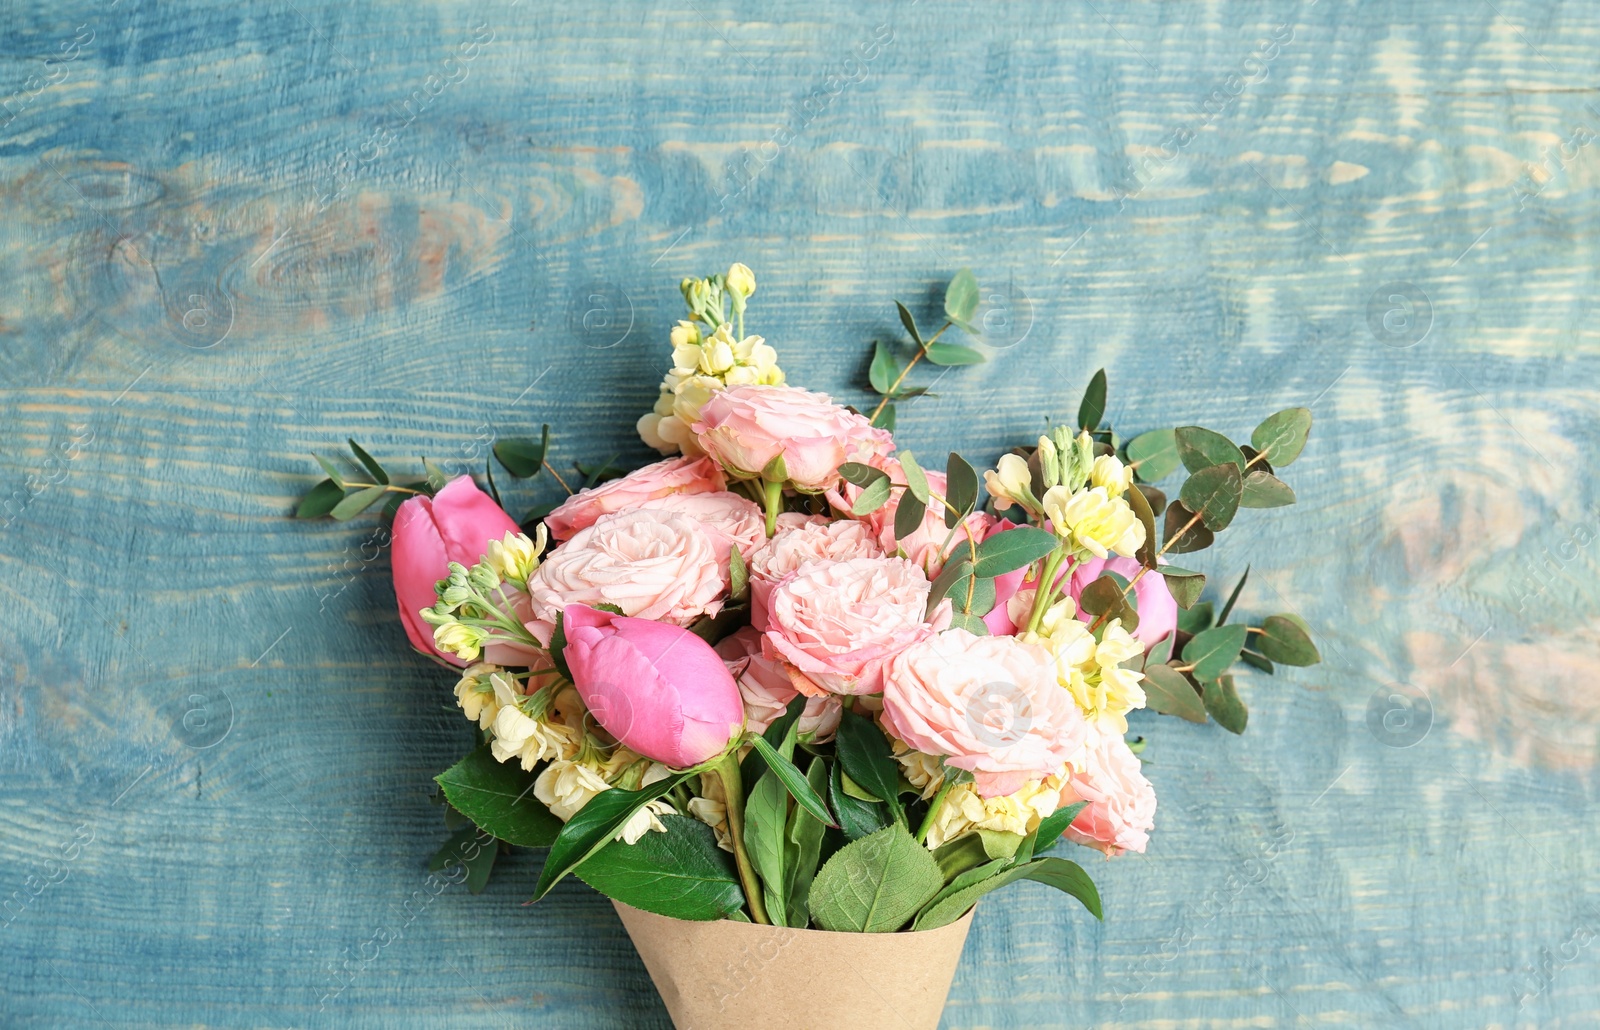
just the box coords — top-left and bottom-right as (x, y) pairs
(1036, 435), (1060, 488)
(725, 262), (756, 299)
(1090, 454), (1132, 497)
(984, 453), (1036, 510)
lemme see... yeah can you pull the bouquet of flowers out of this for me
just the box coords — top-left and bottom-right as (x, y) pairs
(296, 265), (1320, 1027)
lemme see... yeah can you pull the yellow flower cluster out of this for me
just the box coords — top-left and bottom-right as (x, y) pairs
(535, 750), (675, 844)
(923, 775), (1067, 850)
(1028, 610), (1147, 733)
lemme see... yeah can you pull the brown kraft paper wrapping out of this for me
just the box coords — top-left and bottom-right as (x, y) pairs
(613, 902), (976, 1030)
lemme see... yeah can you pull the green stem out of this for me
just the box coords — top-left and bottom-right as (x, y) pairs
(916, 779), (956, 844)
(761, 479), (783, 537)
(710, 752), (769, 924)
(1024, 547), (1070, 636)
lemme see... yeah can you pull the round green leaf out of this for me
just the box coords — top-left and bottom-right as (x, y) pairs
(1175, 426), (1246, 474)
(1178, 462), (1243, 532)
(1240, 470), (1296, 508)
(1250, 407), (1312, 467)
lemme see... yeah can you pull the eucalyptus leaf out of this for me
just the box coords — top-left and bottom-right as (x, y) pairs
(1077, 368), (1107, 432)
(872, 403), (896, 432)
(1126, 479), (1158, 568)
(296, 479), (344, 519)
(944, 268), (980, 324)
(1255, 615), (1321, 666)
(851, 476), (892, 516)
(899, 450), (931, 503)
(944, 452), (979, 528)
(1183, 624), (1248, 682)
(869, 340), (898, 395)
(1136, 483), (1168, 516)
(926, 557), (975, 615)
(894, 489), (927, 541)
(971, 526), (1058, 578)
(1162, 499), (1215, 554)
(331, 485), (386, 521)
(947, 612), (990, 635)
(838, 462), (891, 489)
(1176, 600), (1214, 635)
(808, 826), (944, 933)
(1126, 429), (1181, 483)
(1141, 663), (1208, 723)
(1178, 462), (1242, 532)
(577, 815), (746, 921)
(1157, 566), (1206, 609)
(1175, 426), (1246, 473)
(1238, 649), (1275, 674)
(1202, 675), (1249, 733)
(925, 342), (986, 366)
(1217, 566), (1249, 626)
(1240, 470), (1296, 508)
(1250, 407), (1312, 467)
(896, 301), (924, 348)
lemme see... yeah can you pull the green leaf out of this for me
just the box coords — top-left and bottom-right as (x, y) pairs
(1217, 566), (1249, 626)
(783, 756), (832, 926)
(1240, 470), (1296, 508)
(925, 342), (986, 366)
(1238, 649), (1275, 674)
(899, 450), (931, 503)
(532, 773), (688, 900)
(1136, 483), (1168, 517)
(1125, 477), (1159, 568)
(424, 458), (450, 492)
(1179, 462), (1243, 532)
(728, 545), (749, 602)
(838, 462), (890, 489)
(745, 739), (793, 926)
(740, 694), (807, 792)
(1157, 566), (1206, 609)
(896, 301), (924, 348)
(944, 268), (980, 324)
(926, 557), (974, 615)
(1255, 615), (1321, 666)
(485, 458), (501, 507)
(1027, 800), (1089, 857)
(331, 485), (386, 521)
(1077, 368), (1107, 432)
(1077, 574), (1139, 633)
(830, 761), (892, 841)
(761, 453), (788, 484)
(1202, 675), (1249, 733)
(1141, 663), (1208, 723)
(1183, 624), (1248, 682)
(852, 477), (892, 516)
(808, 826), (944, 932)
(893, 488), (927, 541)
(313, 453), (346, 487)
(296, 479), (344, 519)
(932, 834), (991, 882)
(1250, 407), (1312, 467)
(834, 709), (903, 823)
(577, 814), (746, 920)
(944, 452), (979, 528)
(429, 826), (498, 894)
(1162, 499), (1215, 554)
(872, 403), (896, 432)
(978, 829), (1023, 861)
(869, 340), (899, 395)
(913, 856), (1101, 930)
(1175, 426), (1246, 474)
(435, 745), (562, 847)
(947, 611), (990, 635)
(347, 439), (389, 485)
(1177, 600), (1215, 635)
(750, 737), (836, 828)
(495, 427), (550, 479)
(1019, 857), (1102, 920)
(971, 526), (1058, 579)
(1126, 429), (1181, 483)
(546, 606), (574, 681)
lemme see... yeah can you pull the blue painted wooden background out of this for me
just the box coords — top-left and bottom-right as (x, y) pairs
(3, 1), (1597, 1026)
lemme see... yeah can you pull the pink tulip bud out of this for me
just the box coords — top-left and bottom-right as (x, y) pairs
(561, 604), (744, 768)
(391, 476), (520, 664)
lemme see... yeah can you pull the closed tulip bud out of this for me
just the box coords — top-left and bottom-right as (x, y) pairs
(559, 604), (744, 768)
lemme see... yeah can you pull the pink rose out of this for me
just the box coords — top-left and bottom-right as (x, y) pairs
(746, 518), (884, 630)
(763, 557), (945, 696)
(543, 455), (724, 540)
(1067, 556), (1178, 648)
(693, 384), (894, 492)
(881, 628), (1088, 797)
(1057, 723), (1157, 855)
(562, 604), (744, 767)
(643, 491), (766, 587)
(391, 476), (521, 665)
(526, 509), (725, 625)
(715, 627), (842, 741)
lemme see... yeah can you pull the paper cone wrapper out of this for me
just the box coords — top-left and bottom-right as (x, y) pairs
(614, 901), (974, 1030)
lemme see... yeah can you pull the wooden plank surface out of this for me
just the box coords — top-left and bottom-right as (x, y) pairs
(2, 1), (1597, 1026)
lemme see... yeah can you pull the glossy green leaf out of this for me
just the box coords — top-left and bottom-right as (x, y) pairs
(971, 526), (1058, 579)
(429, 825), (498, 894)
(424, 458), (450, 492)
(1175, 426), (1246, 474)
(1141, 663), (1208, 723)
(809, 826), (944, 933)
(834, 709), (902, 822)
(532, 773), (688, 900)
(1027, 800), (1088, 856)
(348, 439), (389, 485)
(1183, 624), (1248, 682)
(313, 452), (346, 487)
(1240, 470), (1296, 508)
(577, 815), (746, 921)
(1127, 429), (1181, 483)
(944, 268), (980, 324)
(1179, 462), (1243, 532)
(783, 756), (832, 926)
(745, 733), (794, 926)
(913, 855), (1100, 930)
(1157, 566), (1206, 609)
(1176, 600), (1214, 635)
(1077, 368), (1107, 432)
(331, 485), (386, 521)
(1250, 407), (1312, 467)
(751, 736), (836, 828)
(830, 760), (892, 841)
(296, 479), (344, 519)
(495, 427), (550, 478)
(435, 745), (562, 848)
(1202, 675), (1249, 734)
(1255, 615), (1321, 666)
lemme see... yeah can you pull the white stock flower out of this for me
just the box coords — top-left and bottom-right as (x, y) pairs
(485, 528), (546, 587)
(983, 453), (1035, 510)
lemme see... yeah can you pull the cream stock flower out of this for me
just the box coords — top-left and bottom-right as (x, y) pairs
(639, 323), (785, 456)
(1039, 618), (1147, 732)
(1042, 485), (1145, 559)
(485, 528), (546, 588)
(725, 262), (756, 299)
(983, 453), (1035, 510)
(1090, 454), (1133, 497)
(488, 675), (582, 771)
(890, 738), (946, 800)
(924, 775), (1065, 850)
(452, 662), (504, 729)
(533, 752), (674, 844)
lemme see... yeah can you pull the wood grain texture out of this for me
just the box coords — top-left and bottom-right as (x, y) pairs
(2, 1), (1598, 1026)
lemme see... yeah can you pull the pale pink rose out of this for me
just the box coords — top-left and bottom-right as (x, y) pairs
(543, 456), (725, 540)
(644, 491), (766, 588)
(1057, 723), (1157, 855)
(762, 557), (945, 696)
(1067, 556), (1178, 648)
(525, 509), (724, 625)
(747, 519), (884, 630)
(881, 628), (1088, 797)
(715, 628), (842, 741)
(692, 384), (894, 492)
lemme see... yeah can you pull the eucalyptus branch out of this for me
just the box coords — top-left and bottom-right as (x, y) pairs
(868, 321), (951, 422)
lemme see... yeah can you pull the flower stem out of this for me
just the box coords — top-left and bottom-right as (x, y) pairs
(710, 752), (769, 925)
(1024, 547), (1069, 635)
(761, 479), (784, 537)
(915, 779), (956, 844)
